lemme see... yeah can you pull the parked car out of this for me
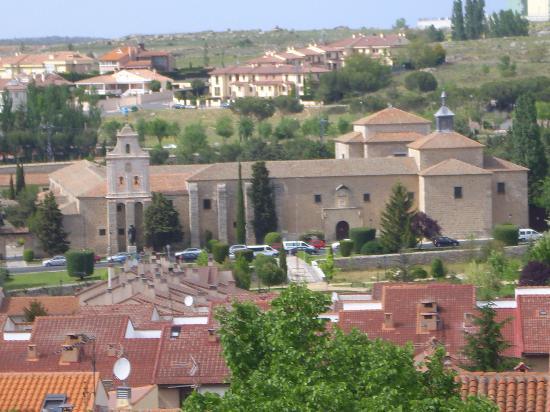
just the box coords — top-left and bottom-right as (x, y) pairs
(308, 239), (326, 250)
(172, 103), (186, 109)
(283, 241), (318, 255)
(432, 236), (460, 247)
(175, 248), (203, 262)
(107, 252), (131, 263)
(229, 244), (248, 259)
(94, 255), (102, 263)
(247, 245), (279, 257)
(518, 228), (543, 242)
(42, 255), (67, 267)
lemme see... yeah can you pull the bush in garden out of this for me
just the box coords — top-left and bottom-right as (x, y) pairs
(350, 227), (377, 253)
(360, 240), (385, 255)
(339, 240), (354, 257)
(66, 249), (95, 279)
(492, 224), (519, 246)
(212, 242), (229, 264)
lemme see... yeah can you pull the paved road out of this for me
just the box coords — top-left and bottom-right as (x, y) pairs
(7, 262), (111, 275)
(286, 256), (324, 283)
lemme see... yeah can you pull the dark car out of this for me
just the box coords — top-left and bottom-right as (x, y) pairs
(175, 248), (203, 262)
(433, 236), (460, 247)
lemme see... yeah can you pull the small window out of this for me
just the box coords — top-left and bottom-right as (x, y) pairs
(99, 229), (106, 236)
(454, 186), (463, 199)
(363, 193), (371, 202)
(203, 199), (212, 210)
(170, 326), (181, 338)
(119, 176), (124, 185)
(408, 192), (415, 201)
(497, 182), (506, 194)
(125, 144), (130, 154)
(314, 194), (322, 203)
(116, 204), (123, 212)
(118, 228), (124, 236)
(133, 176), (139, 185)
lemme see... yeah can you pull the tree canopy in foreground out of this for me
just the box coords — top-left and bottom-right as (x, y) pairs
(183, 284), (497, 411)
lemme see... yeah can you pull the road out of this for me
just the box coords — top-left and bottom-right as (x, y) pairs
(7, 262), (111, 275)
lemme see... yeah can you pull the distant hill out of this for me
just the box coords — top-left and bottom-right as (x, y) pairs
(0, 36), (105, 45)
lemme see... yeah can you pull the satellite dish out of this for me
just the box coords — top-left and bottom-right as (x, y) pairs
(113, 357), (131, 381)
(184, 296), (194, 307)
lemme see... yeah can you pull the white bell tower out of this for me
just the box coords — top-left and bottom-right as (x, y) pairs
(106, 125), (151, 253)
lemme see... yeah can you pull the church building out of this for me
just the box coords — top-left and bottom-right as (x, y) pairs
(48, 96), (528, 254)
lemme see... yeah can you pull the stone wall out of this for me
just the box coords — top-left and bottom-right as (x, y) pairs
(334, 244), (529, 270)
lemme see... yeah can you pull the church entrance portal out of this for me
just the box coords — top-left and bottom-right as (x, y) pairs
(336, 221), (350, 240)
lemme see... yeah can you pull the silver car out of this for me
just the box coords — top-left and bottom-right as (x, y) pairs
(42, 255), (67, 267)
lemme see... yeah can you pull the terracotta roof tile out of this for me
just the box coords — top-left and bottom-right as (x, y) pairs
(353, 107), (430, 126)
(99, 46), (136, 62)
(407, 131), (485, 150)
(483, 155), (529, 172)
(517, 295), (550, 354)
(0, 371), (99, 412)
(458, 372), (550, 412)
(1, 296), (79, 317)
(334, 131), (363, 143)
(419, 159), (492, 176)
(0, 173), (50, 187)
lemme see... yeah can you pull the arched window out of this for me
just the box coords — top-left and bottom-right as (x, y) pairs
(119, 176), (124, 185)
(125, 143), (130, 154)
(134, 176), (139, 186)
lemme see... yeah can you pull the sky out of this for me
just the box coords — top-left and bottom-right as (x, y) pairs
(1, 0), (506, 39)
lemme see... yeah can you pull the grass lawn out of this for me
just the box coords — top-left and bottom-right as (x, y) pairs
(4, 268), (108, 291)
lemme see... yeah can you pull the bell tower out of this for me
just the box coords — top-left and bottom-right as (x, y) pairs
(106, 125), (151, 253)
(435, 91), (455, 132)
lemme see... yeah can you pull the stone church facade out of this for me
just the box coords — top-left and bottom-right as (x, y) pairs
(48, 98), (528, 254)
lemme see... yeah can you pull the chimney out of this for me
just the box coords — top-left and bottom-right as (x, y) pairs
(106, 343), (117, 357)
(207, 328), (217, 342)
(27, 344), (39, 361)
(383, 313), (394, 329)
(60, 334), (82, 364)
(116, 387), (132, 409)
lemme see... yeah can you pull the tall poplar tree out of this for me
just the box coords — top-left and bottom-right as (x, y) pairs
(379, 183), (415, 253)
(250, 161), (277, 243)
(451, 0), (466, 40)
(236, 162), (246, 244)
(15, 163), (25, 194)
(464, 0), (477, 39)
(510, 93), (548, 201)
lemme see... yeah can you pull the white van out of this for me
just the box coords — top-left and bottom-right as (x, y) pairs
(247, 245), (279, 257)
(283, 241), (317, 254)
(518, 228), (543, 242)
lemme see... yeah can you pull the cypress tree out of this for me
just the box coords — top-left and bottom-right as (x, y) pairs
(250, 161), (277, 243)
(279, 247), (287, 276)
(510, 93), (548, 201)
(464, 0), (476, 39)
(8, 175), (15, 200)
(379, 182), (415, 253)
(474, 0), (486, 39)
(451, 0), (466, 40)
(236, 162), (246, 244)
(29, 192), (69, 255)
(15, 163), (25, 194)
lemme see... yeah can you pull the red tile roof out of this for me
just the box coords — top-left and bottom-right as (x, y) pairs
(408, 131), (485, 150)
(0, 371), (100, 412)
(1, 296), (79, 317)
(458, 372), (550, 412)
(353, 107), (430, 126)
(365, 131), (424, 143)
(517, 295), (550, 355)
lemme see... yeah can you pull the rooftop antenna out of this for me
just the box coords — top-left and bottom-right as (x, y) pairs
(184, 295), (194, 307)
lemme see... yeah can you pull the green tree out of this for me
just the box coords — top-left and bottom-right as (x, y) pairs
(273, 117), (300, 140)
(393, 18), (408, 30)
(23, 300), (48, 322)
(15, 163), (25, 195)
(405, 71), (438, 92)
(144, 192), (183, 251)
(146, 118), (179, 145)
(100, 119), (123, 145)
(238, 117), (255, 142)
(8, 175), (15, 200)
(250, 161), (277, 243)
(149, 80), (161, 92)
(257, 121), (273, 139)
(379, 182), (415, 253)
(529, 232), (550, 265)
(65, 249), (95, 280)
(215, 115), (234, 140)
(497, 55), (516, 78)
(183, 284), (498, 411)
(196, 250), (209, 266)
(231, 97), (276, 121)
(279, 247), (287, 277)
(510, 94), (548, 201)
(452, 0), (467, 40)
(236, 162), (246, 244)
(29, 192), (69, 255)
(177, 123), (210, 163)
(149, 144), (170, 165)
(1, 89), (14, 133)
(462, 303), (512, 371)
(233, 254), (251, 289)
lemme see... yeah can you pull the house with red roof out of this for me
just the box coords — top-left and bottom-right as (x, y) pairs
(99, 44), (174, 74)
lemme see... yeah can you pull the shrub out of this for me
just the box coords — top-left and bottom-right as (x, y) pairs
(236, 249), (254, 262)
(339, 240), (354, 257)
(212, 242), (229, 264)
(492, 224), (519, 246)
(410, 266), (428, 279)
(430, 258), (446, 278)
(233, 255), (252, 290)
(206, 239), (219, 253)
(264, 232), (282, 246)
(478, 240), (505, 262)
(360, 240), (385, 255)
(405, 71), (438, 92)
(196, 250), (209, 267)
(519, 261), (550, 286)
(66, 250), (95, 279)
(318, 247), (336, 280)
(529, 232), (550, 265)
(350, 227), (376, 253)
(23, 249), (34, 262)
(255, 255), (286, 286)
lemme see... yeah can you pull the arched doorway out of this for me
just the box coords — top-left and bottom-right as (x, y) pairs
(335, 221), (350, 240)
